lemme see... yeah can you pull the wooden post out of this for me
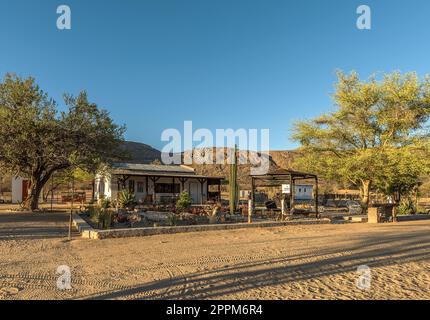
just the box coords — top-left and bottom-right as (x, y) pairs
(315, 176), (319, 218)
(291, 177), (296, 214)
(50, 174), (54, 212)
(172, 177), (175, 203)
(68, 175), (74, 241)
(289, 175), (293, 214)
(150, 177), (156, 204)
(145, 176), (149, 195)
(218, 181), (221, 202)
(249, 177), (255, 223)
(198, 178), (206, 205)
(179, 177), (188, 193)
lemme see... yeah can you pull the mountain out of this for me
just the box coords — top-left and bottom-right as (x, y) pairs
(120, 141), (161, 164)
(121, 141), (298, 188)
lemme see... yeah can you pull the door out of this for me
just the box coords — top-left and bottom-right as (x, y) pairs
(189, 182), (200, 204)
(22, 180), (29, 201)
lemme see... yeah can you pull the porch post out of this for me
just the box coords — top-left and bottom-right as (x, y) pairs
(249, 177), (255, 224)
(289, 174), (293, 214)
(315, 176), (319, 218)
(150, 176), (157, 204)
(291, 177), (295, 214)
(218, 181), (221, 202)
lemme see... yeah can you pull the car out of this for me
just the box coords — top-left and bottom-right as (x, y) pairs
(345, 200), (363, 214)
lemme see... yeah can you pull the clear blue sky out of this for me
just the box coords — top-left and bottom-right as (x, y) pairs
(1, 0), (430, 151)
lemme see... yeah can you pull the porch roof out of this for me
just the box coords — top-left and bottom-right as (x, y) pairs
(250, 168), (318, 180)
(111, 163), (224, 181)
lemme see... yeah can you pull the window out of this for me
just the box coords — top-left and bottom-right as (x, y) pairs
(99, 181), (105, 194)
(128, 180), (135, 193)
(137, 181), (144, 193)
(155, 183), (180, 193)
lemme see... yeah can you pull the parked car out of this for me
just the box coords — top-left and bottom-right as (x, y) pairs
(320, 199), (362, 214)
(345, 200), (363, 214)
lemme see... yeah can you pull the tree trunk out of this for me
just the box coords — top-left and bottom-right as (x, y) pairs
(360, 179), (371, 213)
(23, 174), (52, 211)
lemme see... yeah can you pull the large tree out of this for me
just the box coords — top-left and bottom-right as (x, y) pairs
(292, 71), (430, 210)
(0, 73), (126, 211)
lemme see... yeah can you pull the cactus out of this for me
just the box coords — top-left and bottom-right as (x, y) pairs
(229, 145), (239, 215)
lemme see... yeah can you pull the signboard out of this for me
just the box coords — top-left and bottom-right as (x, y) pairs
(282, 184), (291, 194)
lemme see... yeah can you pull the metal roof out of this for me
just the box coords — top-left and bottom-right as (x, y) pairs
(250, 168), (317, 179)
(110, 163), (223, 180)
(112, 163), (195, 173)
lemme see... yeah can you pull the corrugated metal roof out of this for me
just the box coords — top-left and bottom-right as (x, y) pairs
(112, 163), (195, 174)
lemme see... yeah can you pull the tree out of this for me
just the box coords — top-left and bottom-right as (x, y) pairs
(292, 71), (430, 210)
(0, 73), (126, 211)
(42, 168), (93, 202)
(375, 145), (430, 216)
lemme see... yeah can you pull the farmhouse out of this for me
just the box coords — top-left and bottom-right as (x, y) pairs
(95, 163), (223, 204)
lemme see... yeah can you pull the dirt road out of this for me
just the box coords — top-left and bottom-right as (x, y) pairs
(0, 211), (429, 299)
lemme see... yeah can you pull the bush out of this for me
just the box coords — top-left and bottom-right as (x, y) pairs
(98, 196), (111, 209)
(89, 206), (113, 229)
(167, 213), (178, 226)
(117, 190), (136, 209)
(176, 191), (192, 212)
(398, 201), (416, 215)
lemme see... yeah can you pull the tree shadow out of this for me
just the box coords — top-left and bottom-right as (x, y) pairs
(0, 211), (76, 240)
(81, 229), (430, 300)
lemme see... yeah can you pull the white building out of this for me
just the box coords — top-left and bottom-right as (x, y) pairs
(294, 184), (313, 201)
(95, 163), (223, 204)
(11, 177), (46, 204)
(11, 177), (29, 204)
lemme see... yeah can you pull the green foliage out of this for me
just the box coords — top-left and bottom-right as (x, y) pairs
(293, 71), (430, 208)
(117, 190), (136, 209)
(229, 145), (239, 215)
(176, 191), (192, 212)
(167, 213), (178, 226)
(398, 201), (416, 215)
(98, 196), (111, 209)
(0, 73), (126, 211)
(88, 205), (113, 229)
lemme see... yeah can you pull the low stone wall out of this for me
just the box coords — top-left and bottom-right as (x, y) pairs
(397, 214), (430, 222)
(72, 214), (331, 240)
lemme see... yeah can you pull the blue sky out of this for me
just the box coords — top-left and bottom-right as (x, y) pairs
(1, 0), (430, 151)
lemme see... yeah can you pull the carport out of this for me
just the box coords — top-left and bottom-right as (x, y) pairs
(250, 168), (320, 219)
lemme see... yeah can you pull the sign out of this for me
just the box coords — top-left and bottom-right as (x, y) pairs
(282, 184), (291, 194)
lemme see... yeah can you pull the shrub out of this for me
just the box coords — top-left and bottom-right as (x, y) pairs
(167, 213), (178, 226)
(176, 191), (192, 212)
(117, 190), (136, 209)
(98, 197), (111, 209)
(398, 201), (416, 215)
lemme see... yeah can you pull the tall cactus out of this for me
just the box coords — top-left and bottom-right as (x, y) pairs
(229, 145), (239, 215)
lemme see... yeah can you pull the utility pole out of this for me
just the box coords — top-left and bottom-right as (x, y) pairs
(50, 174), (54, 212)
(68, 175), (74, 241)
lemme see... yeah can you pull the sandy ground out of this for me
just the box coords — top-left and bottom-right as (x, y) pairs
(0, 211), (429, 300)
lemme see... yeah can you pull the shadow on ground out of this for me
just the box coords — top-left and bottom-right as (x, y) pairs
(0, 211), (77, 240)
(80, 227), (430, 300)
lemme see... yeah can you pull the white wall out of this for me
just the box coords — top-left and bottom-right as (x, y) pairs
(295, 184), (313, 201)
(97, 175), (208, 204)
(11, 177), (23, 203)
